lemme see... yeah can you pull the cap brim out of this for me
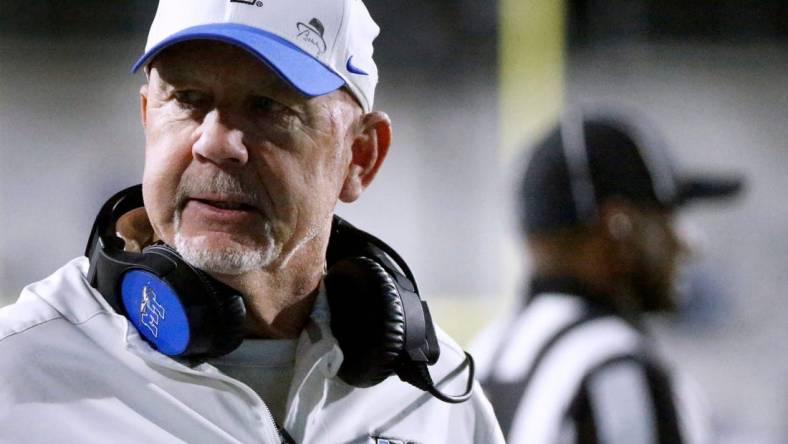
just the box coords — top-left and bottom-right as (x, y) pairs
(131, 23), (345, 97)
(677, 174), (744, 205)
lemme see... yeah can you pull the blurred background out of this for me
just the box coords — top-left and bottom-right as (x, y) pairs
(1, 1), (786, 442)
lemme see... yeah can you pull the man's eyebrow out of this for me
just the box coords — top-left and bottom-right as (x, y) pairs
(155, 69), (204, 87)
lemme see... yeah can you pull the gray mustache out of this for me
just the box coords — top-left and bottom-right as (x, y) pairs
(175, 171), (264, 211)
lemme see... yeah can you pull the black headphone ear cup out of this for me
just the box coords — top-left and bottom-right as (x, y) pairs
(208, 285), (247, 357)
(325, 256), (406, 387)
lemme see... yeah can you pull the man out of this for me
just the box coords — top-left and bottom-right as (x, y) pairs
(472, 108), (742, 443)
(0, 1), (504, 443)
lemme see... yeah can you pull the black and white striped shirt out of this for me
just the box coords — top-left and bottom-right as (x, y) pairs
(472, 279), (708, 444)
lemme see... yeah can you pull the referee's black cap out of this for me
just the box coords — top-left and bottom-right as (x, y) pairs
(519, 108), (744, 235)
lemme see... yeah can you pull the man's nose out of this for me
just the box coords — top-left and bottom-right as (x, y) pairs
(673, 217), (702, 261)
(192, 111), (249, 166)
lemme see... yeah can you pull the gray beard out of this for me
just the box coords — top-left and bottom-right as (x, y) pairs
(171, 170), (279, 275)
(173, 224), (278, 275)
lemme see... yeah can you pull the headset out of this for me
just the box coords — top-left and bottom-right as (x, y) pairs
(85, 185), (473, 403)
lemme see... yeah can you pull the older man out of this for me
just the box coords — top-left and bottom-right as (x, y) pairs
(0, 1), (504, 443)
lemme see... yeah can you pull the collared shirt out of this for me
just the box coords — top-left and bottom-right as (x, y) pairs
(0, 257), (504, 444)
(208, 338), (298, 423)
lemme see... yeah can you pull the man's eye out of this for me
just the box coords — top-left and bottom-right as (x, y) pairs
(173, 90), (211, 108)
(249, 96), (289, 114)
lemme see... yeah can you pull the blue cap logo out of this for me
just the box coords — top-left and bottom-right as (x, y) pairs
(346, 56), (369, 76)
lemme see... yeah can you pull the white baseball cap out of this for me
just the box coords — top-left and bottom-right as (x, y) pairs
(133, 0), (380, 112)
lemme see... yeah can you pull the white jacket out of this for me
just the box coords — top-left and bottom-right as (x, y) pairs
(0, 257), (504, 444)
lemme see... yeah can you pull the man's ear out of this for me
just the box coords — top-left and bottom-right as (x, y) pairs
(598, 199), (638, 241)
(139, 84), (149, 130)
(597, 199), (640, 274)
(339, 111), (392, 203)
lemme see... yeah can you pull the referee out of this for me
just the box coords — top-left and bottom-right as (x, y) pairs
(474, 108), (742, 444)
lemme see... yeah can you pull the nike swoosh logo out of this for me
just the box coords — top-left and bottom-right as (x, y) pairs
(346, 56), (369, 76)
